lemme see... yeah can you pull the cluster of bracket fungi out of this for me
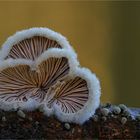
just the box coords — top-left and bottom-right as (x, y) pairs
(0, 27), (101, 124)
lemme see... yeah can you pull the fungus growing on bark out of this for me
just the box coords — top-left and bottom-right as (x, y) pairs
(0, 28), (101, 124)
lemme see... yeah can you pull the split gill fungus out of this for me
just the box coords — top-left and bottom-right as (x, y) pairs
(0, 27), (101, 124)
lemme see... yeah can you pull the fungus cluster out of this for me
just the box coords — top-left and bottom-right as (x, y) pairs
(0, 27), (101, 124)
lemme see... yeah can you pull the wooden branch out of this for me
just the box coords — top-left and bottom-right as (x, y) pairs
(0, 104), (139, 139)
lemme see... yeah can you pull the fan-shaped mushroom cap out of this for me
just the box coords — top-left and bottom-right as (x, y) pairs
(42, 67), (101, 124)
(0, 28), (101, 124)
(0, 27), (77, 61)
(0, 49), (78, 111)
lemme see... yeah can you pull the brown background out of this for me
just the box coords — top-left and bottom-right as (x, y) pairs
(0, 1), (139, 107)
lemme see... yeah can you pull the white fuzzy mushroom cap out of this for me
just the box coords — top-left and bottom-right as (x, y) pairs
(0, 27), (77, 60)
(0, 49), (79, 111)
(43, 67), (101, 124)
(0, 27), (101, 124)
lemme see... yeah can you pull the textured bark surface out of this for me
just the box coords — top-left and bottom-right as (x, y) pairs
(0, 104), (139, 139)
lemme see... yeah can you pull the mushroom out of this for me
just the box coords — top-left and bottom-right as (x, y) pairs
(0, 49), (100, 124)
(0, 28), (101, 124)
(0, 27), (76, 61)
(0, 49), (77, 110)
(43, 67), (101, 124)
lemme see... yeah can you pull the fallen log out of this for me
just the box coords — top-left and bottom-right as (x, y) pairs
(0, 103), (139, 139)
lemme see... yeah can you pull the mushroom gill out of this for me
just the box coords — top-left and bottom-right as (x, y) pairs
(6, 36), (62, 60)
(46, 77), (88, 114)
(0, 57), (69, 107)
(0, 27), (77, 61)
(0, 27), (101, 124)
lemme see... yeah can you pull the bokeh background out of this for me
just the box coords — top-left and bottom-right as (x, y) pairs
(0, 1), (139, 107)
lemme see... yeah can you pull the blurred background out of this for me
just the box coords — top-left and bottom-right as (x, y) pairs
(0, 1), (139, 107)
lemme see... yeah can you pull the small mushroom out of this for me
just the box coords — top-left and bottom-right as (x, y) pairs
(101, 108), (110, 116)
(64, 123), (70, 130)
(118, 104), (128, 111)
(122, 110), (130, 117)
(112, 106), (121, 115)
(121, 117), (127, 124)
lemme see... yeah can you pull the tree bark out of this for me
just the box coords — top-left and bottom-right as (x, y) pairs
(0, 105), (139, 139)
